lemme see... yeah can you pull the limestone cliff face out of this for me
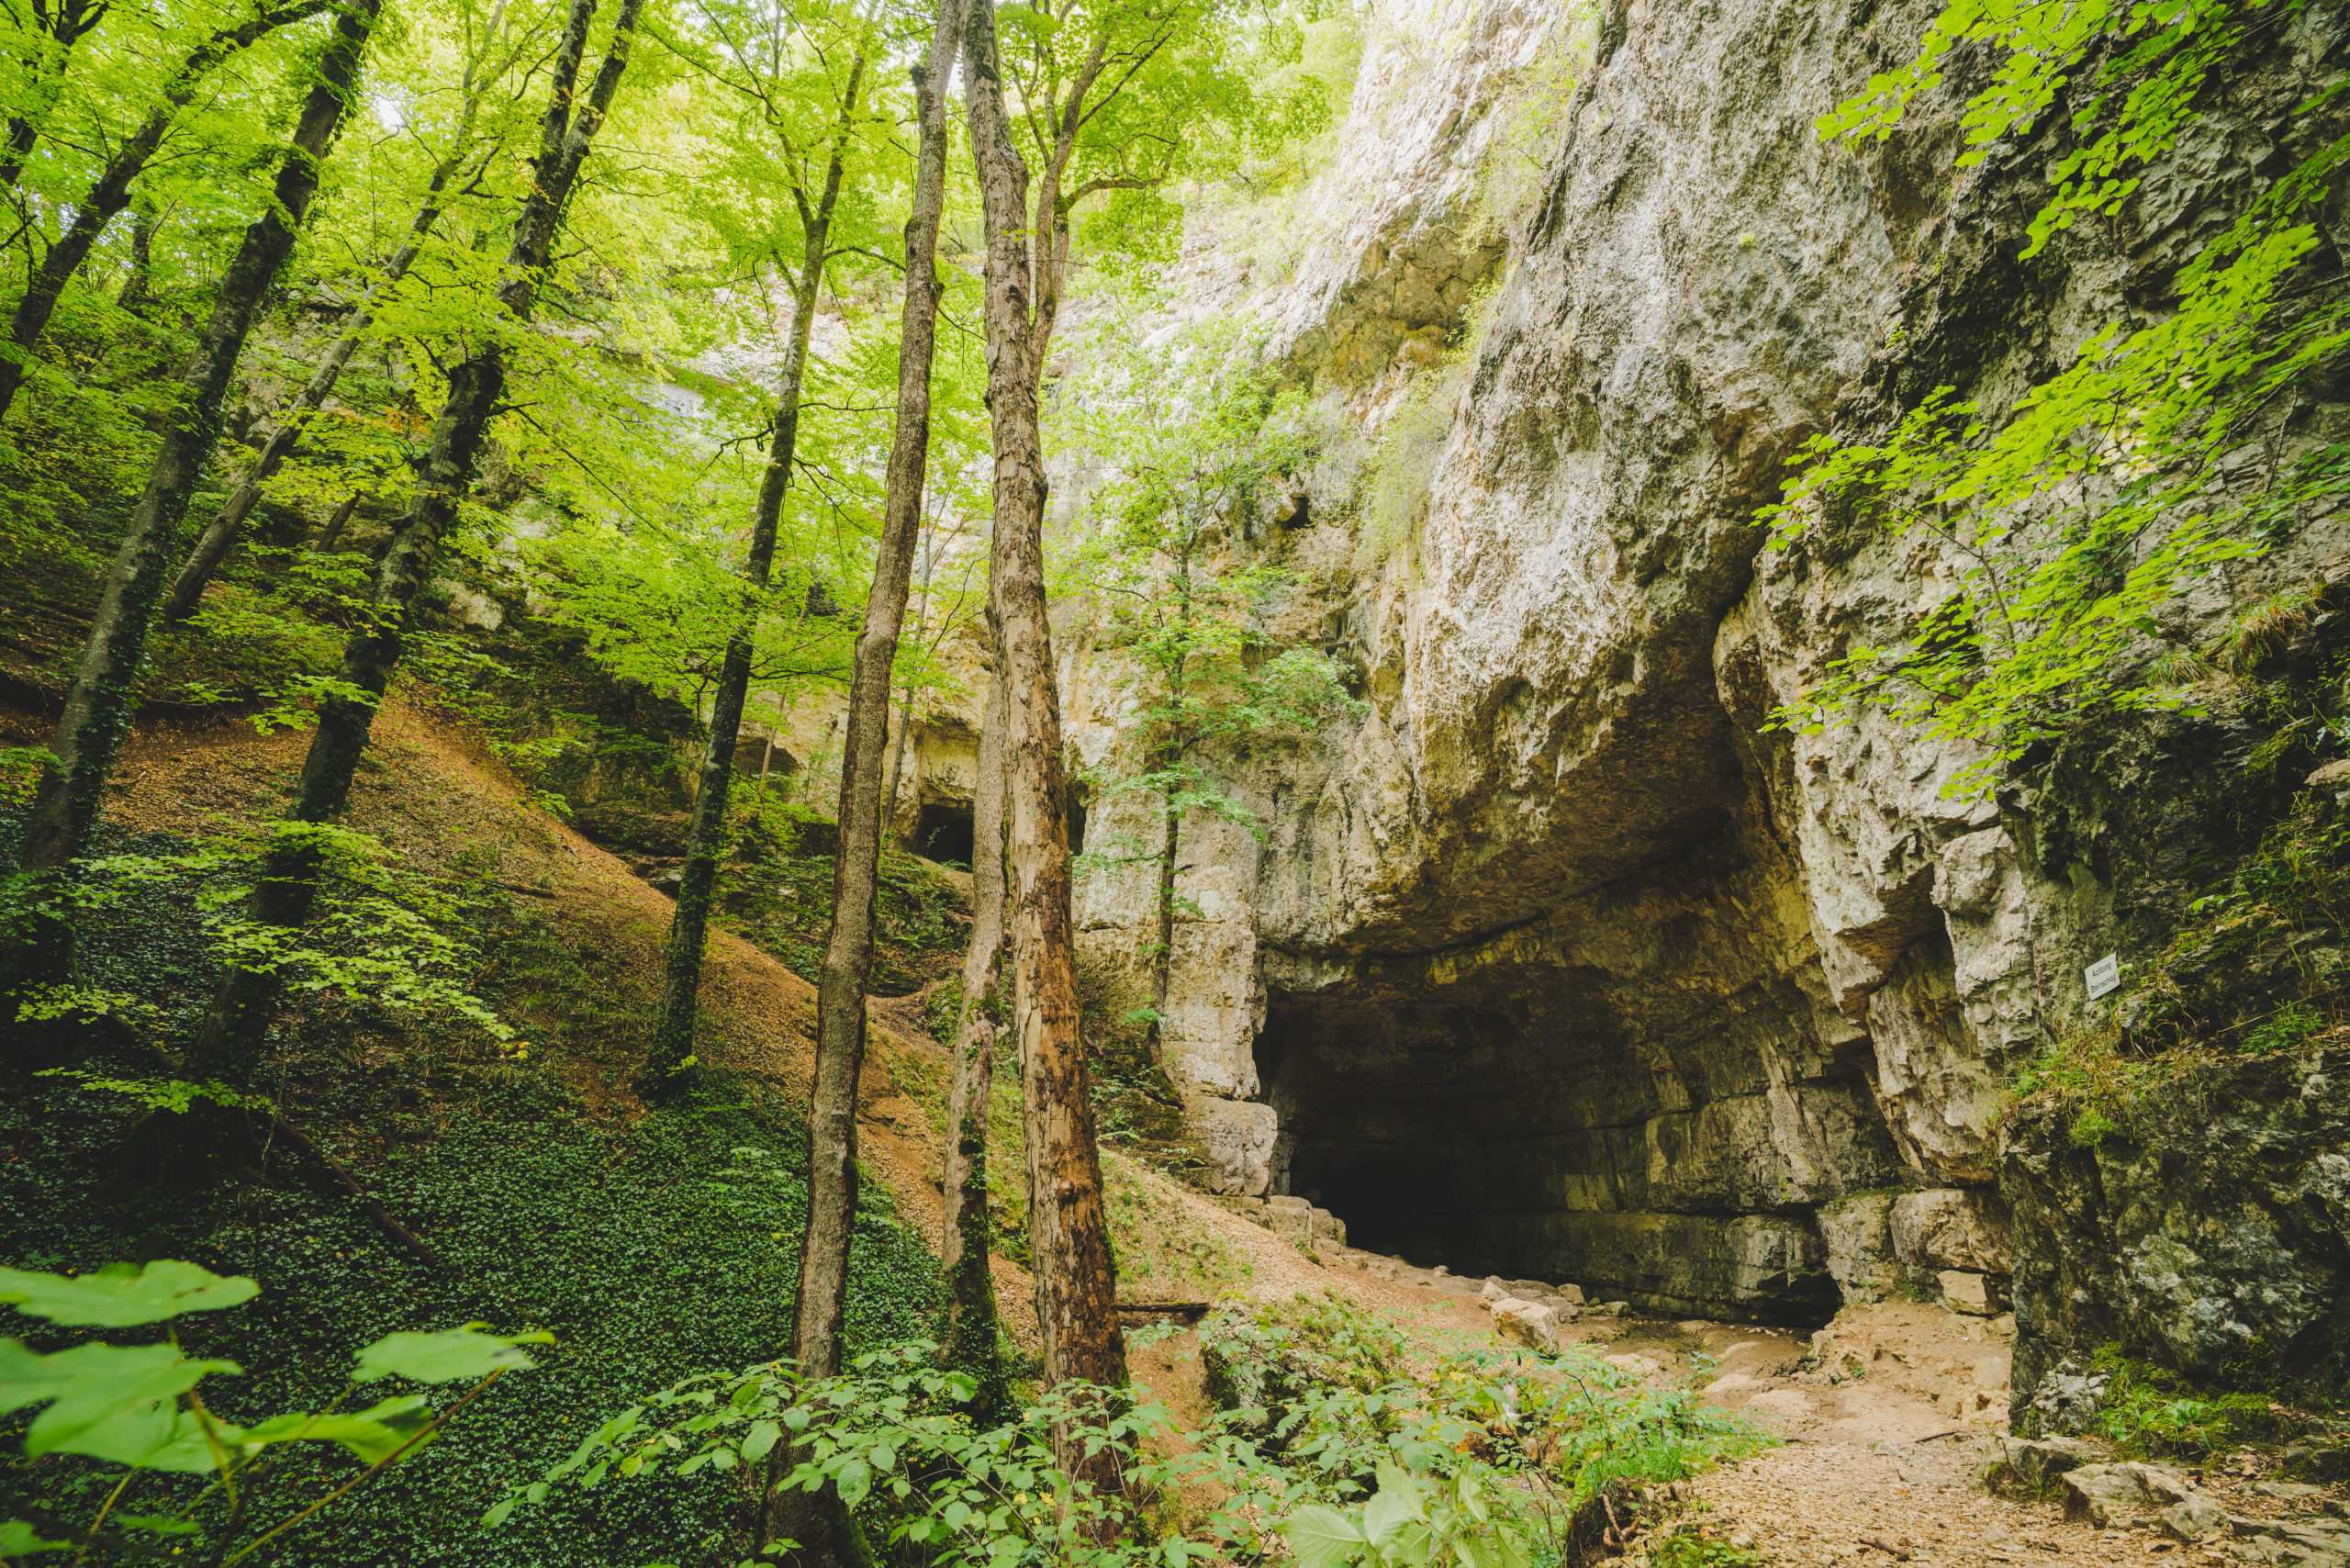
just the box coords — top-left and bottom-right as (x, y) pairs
(1039, 0), (2350, 1404)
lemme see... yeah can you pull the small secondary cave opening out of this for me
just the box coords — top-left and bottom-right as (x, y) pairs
(914, 801), (974, 866)
(1253, 972), (1848, 1328)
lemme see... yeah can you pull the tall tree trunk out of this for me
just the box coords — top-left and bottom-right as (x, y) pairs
(0, 0), (335, 423)
(962, 0), (1127, 1433)
(2, 0), (382, 1017)
(314, 489), (363, 553)
(1150, 785), (1178, 1058)
(113, 199), (156, 315)
(882, 532), (939, 833)
(792, 0), (954, 1375)
(163, 159), (463, 622)
(1147, 573), (1191, 1062)
(944, 663), (1006, 1408)
(644, 54), (867, 1092)
(151, 0), (633, 1158)
(883, 681), (914, 831)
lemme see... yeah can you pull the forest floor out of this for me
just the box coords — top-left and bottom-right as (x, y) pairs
(8, 694), (2339, 1567)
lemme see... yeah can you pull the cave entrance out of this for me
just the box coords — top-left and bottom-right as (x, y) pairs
(1253, 975), (1845, 1328)
(914, 801), (975, 866)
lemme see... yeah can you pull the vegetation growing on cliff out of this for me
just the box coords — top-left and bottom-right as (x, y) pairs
(1764, 0), (2349, 801)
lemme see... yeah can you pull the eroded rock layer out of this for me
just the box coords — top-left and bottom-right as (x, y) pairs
(1046, 0), (2350, 1396)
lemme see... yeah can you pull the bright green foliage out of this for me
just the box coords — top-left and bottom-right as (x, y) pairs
(2081, 1346), (2307, 1459)
(0, 1261), (544, 1558)
(1647, 1530), (1764, 1568)
(352, 1326), (552, 1385)
(0, 865), (946, 1566)
(1200, 1290), (1407, 1447)
(1059, 318), (1360, 950)
(1284, 1461), (1528, 1568)
(1765, 0), (2349, 799)
(1, 819), (518, 1047)
(985, 0), (1312, 273)
(519, 1321), (1763, 1568)
(1816, 0), (2326, 257)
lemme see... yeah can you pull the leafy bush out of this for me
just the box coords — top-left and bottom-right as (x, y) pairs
(1285, 1459), (1527, 1568)
(1200, 1293), (1405, 1444)
(1765, 0), (2350, 801)
(518, 1305), (1768, 1568)
(0, 1261), (545, 1563)
(0, 804), (944, 1566)
(1, 818), (517, 1051)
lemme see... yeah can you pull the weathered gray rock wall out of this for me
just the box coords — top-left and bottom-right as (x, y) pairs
(1052, 0), (2350, 1400)
(2004, 1050), (2350, 1413)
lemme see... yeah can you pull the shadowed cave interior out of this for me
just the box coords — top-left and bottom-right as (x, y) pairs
(1252, 937), (1900, 1329)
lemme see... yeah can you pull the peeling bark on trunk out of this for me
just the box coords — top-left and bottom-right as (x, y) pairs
(0, 0), (336, 423)
(645, 53), (867, 1094)
(163, 161), (464, 622)
(3, 0), (381, 1012)
(152, 0), (635, 1157)
(961, 0), (1127, 1450)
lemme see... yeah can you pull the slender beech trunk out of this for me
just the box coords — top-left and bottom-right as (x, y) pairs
(151, 0), (634, 1160)
(944, 665), (1007, 1406)
(884, 682), (914, 828)
(163, 155), (466, 622)
(792, 0), (947, 1371)
(1150, 773), (1178, 1051)
(0, 0), (335, 423)
(2, 0), (381, 1014)
(1147, 563), (1193, 1061)
(114, 200), (156, 315)
(796, 0), (965, 1377)
(963, 0), (1128, 1438)
(882, 532), (939, 832)
(314, 489), (362, 553)
(644, 54), (867, 1092)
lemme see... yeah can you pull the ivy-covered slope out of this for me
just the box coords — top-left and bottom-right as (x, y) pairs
(0, 699), (945, 1567)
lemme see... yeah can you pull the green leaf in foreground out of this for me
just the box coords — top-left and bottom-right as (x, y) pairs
(1284, 1504), (1367, 1568)
(239, 1394), (438, 1466)
(0, 1339), (241, 1471)
(352, 1325), (554, 1383)
(0, 1260), (259, 1327)
(0, 1518), (68, 1556)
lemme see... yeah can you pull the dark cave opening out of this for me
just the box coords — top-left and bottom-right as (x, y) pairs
(914, 801), (975, 866)
(1253, 975), (1851, 1328)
